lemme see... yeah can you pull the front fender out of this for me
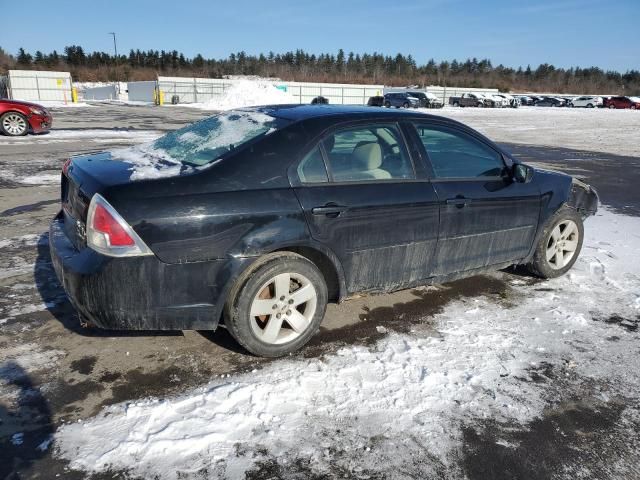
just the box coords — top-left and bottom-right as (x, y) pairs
(567, 178), (599, 218)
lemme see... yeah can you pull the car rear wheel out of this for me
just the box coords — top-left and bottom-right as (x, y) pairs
(632, 106), (637, 110)
(609, 105), (615, 109)
(224, 252), (328, 357)
(526, 207), (584, 279)
(402, 102), (409, 108)
(587, 104), (594, 108)
(0, 112), (29, 136)
(453, 102), (459, 107)
(384, 101), (391, 108)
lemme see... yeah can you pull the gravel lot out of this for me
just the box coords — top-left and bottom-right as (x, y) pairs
(1, 104), (639, 479)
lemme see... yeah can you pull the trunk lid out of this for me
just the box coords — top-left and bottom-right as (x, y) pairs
(61, 152), (135, 250)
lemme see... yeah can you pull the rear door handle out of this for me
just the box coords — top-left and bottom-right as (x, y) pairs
(446, 197), (470, 207)
(311, 205), (347, 217)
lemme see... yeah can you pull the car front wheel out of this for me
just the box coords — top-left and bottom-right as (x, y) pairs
(224, 252), (328, 357)
(526, 207), (584, 279)
(0, 112), (29, 136)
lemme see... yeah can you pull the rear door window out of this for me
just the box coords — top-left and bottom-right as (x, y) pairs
(321, 124), (414, 182)
(298, 146), (328, 183)
(413, 124), (505, 179)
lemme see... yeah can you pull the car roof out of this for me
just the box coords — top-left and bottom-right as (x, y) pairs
(248, 104), (450, 122)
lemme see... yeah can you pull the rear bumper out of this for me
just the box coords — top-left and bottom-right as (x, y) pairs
(49, 211), (235, 330)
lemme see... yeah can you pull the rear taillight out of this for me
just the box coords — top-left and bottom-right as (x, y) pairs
(62, 158), (72, 176)
(86, 194), (152, 257)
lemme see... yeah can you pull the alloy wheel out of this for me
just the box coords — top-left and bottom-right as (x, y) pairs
(2, 113), (28, 135)
(546, 220), (579, 270)
(249, 272), (318, 344)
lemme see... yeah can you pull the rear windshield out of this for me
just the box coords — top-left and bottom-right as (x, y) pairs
(150, 110), (290, 166)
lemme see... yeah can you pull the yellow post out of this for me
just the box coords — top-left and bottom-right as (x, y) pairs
(71, 87), (78, 103)
(159, 90), (164, 106)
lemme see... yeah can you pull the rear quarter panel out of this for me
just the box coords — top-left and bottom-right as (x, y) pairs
(112, 188), (309, 264)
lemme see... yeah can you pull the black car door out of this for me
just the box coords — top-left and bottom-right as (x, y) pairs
(409, 122), (542, 276)
(292, 121), (440, 293)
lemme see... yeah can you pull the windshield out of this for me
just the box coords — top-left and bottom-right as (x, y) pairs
(150, 110), (288, 166)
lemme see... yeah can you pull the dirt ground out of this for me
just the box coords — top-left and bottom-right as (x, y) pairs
(1, 104), (639, 479)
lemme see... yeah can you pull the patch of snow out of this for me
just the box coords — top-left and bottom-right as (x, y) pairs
(118, 110), (277, 181)
(11, 433), (24, 446)
(19, 173), (60, 185)
(37, 435), (54, 452)
(0, 129), (162, 145)
(35, 101), (93, 108)
(0, 234), (43, 249)
(177, 80), (294, 111)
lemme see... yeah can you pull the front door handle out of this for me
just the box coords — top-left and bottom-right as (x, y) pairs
(311, 204), (347, 217)
(446, 197), (470, 208)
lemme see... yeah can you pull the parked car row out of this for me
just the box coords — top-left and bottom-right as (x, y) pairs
(446, 93), (640, 110)
(366, 92), (444, 109)
(448, 93), (520, 108)
(517, 95), (640, 109)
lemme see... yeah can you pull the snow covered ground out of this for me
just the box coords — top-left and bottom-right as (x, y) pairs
(0, 129), (161, 146)
(53, 208), (640, 479)
(32, 101), (93, 108)
(426, 106), (640, 157)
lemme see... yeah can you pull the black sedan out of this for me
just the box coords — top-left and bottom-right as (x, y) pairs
(50, 105), (598, 357)
(535, 97), (566, 107)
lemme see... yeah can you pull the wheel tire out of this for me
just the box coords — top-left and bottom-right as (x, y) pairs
(0, 112), (29, 136)
(453, 102), (459, 107)
(224, 252), (328, 357)
(632, 105), (637, 110)
(609, 105), (615, 109)
(587, 104), (594, 108)
(384, 101), (391, 108)
(402, 102), (409, 108)
(526, 207), (584, 279)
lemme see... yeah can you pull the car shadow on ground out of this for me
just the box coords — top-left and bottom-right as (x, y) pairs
(0, 362), (54, 480)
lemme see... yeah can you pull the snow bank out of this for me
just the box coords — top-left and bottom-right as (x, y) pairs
(181, 80), (294, 110)
(54, 208), (640, 479)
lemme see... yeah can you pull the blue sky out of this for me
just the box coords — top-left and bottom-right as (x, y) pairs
(2, 0), (639, 71)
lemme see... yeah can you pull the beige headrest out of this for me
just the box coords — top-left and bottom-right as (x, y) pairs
(352, 142), (382, 170)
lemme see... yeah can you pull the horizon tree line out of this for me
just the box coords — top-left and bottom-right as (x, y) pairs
(1, 45), (638, 95)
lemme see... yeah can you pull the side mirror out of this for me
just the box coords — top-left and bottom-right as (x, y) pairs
(513, 163), (534, 183)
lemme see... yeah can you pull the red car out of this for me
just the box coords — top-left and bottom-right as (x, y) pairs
(0, 99), (52, 136)
(603, 96), (640, 109)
